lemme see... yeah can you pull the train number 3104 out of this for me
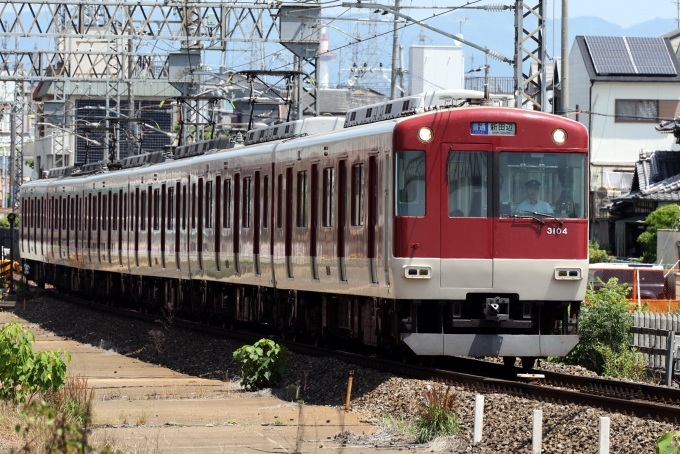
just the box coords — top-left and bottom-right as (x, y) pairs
(546, 227), (568, 235)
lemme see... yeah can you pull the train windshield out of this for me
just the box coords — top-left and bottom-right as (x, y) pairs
(499, 152), (587, 219)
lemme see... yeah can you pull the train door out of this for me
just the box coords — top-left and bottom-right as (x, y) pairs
(439, 144), (493, 289)
(214, 175), (221, 272)
(134, 186), (140, 267)
(367, 154), (379, 284)
(221, 176), (232, 272)
(160, 183), (167, 268)
(146, 184), (153, 267)
(253, 171), (261, 275)
(113, 190), (122, 266)
(67, 195), (73, 260)
(103, 191), (111, 264)
(337, 160), (347, 281)
(233, 173), (241, 274)
(285, 167), (293, 278)
(74, 194), (80, 261)
(188, 176), (198, 274)
(173, 182), (181, 269)
(310, 165), (318, 280)
(60, 194), (67, 261)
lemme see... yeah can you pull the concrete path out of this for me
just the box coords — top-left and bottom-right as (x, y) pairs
(0, 311), (417, 453)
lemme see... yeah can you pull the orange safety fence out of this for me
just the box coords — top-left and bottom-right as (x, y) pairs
(588, 265), (680, 312)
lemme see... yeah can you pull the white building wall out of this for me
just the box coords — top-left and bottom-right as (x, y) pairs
(589, 82), (680, 166)
(568, 43), (591, 130)
(409, 45), (464, 95)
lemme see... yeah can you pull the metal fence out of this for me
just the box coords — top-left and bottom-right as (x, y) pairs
(632, 311), (679, 372)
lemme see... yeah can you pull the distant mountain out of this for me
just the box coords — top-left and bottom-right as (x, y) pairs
(400, 14), (678, 77)
(323, 14), (679, 84)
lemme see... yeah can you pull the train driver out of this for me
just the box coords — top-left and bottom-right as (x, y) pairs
(515, 179), (553, 214)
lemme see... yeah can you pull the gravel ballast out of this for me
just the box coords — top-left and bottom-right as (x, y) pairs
(9, 295), (679, 453)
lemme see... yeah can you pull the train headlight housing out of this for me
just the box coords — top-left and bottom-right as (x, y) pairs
(404, 266), (432, 279)
(552, 128), (567, 144)
(554, 268), (582, 280)
(418, 127), (434, 143)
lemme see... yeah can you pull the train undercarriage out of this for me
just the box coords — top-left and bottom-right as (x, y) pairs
(31, 261), (579, 369)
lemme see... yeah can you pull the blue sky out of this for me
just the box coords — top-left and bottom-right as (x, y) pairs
(399, 0), (679, 28)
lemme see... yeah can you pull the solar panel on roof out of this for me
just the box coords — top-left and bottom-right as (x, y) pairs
(584, 36), (677, 76)
(627, 37), (677, 75)
(585, 36), (636, 75)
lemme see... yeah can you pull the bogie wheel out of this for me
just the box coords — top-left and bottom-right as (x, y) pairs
(521, 356), (536, 370)
(503, 357), (517, 367)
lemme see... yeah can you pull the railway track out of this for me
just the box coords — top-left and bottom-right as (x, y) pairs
(43, 289), (680, 423)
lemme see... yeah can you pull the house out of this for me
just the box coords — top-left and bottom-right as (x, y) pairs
(568, 35), (680, 248)
(608, 149), (680, 257)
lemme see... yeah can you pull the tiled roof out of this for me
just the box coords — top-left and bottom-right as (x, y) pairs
(616, 150), (680, 201)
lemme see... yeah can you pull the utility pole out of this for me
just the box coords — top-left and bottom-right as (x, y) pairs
(390, 0), (401, 100)
(561, 0), (569, 114)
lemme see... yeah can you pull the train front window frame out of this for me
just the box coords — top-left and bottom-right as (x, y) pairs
(395, 150), (426, 217)
(499, 152), (587, 219)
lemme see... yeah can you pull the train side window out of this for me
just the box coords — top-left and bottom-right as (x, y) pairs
(112, 193), (118, 231)
(102, 194), (108, 231)
(276, 174), (283, 228)
(215, 176), (221, 231)
(191, 183), (196, 230)
(168, 187), (174, 230)
(182, 185), (187, 230)
(351, 163), (365, 226)
(297, 171), (308, 228)
(62, 197), (67, 230)
(242, 177), (251, 228)
(263, 175), (269, 229)
(153, 188), (160, 231)
(92, 195), (98, 231)
(38, 198), (42, 229)
(323, 167), (334, 227)
(395, 150), (426, 216)
(223, 178), (231, 229)
(205, 180), (213, 229)
(140, 190), (147, 230)
(70, 197), (75, 230)
(76, 196), (80, 231)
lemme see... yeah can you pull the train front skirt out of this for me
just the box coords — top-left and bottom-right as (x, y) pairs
(402, 333), (579, 357)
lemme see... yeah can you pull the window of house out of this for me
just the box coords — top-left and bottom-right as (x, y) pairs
(615, 99), (659, 122)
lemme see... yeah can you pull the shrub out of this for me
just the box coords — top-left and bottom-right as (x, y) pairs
(638, 204), (680, 263)
(589, 241), (613, 264)
(657, 431), (680, 454)
(232, 339), (289, 390)
(0, 322), (70, 404)
(564, 278), (641, 377)
(413, 384), (460, 444)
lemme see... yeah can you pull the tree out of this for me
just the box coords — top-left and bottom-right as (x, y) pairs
(589, 241), (612, 263)
(638, 204), (680, 263)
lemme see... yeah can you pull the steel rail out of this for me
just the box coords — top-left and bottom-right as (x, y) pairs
(44, 290), (680, 422)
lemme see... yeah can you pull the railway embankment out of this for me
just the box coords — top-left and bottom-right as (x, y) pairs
(4, 295), (680, 453)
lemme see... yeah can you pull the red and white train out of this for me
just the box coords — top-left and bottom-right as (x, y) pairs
(20, 90), (589, 366)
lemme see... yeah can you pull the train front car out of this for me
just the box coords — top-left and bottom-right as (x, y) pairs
(392, 107), (588, 366)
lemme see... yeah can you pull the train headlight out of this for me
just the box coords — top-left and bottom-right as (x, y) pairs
(552, 128), (567, 144)
(403, 266), (432, 279)
(418, 127), (434, 143)
(554, 268), (582, 280)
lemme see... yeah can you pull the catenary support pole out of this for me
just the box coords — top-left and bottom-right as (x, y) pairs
(390, 0), (401, 100)
(561, 0), (569, 114)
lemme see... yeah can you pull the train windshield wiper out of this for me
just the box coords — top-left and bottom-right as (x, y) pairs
(522, 211), (563, 226)
(512, 214), (545, 225)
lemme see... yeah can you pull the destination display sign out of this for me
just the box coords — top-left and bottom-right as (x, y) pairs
(470, 122), (516, 135)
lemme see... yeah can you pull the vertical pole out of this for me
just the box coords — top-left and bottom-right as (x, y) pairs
(473, 394), (484, 443)
(532, 409), (542, 454)
(667, 331), (676, 387)
(9, 111), (15, 210)
(599, 416), (610, 454)
(514, 0), (524, 108)
(344, 370), (354, 411)
(561, 0), (569, 114)
(390, 0), (401, 100)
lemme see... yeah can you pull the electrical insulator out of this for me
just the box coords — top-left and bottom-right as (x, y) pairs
(483, 4), (507, 12)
